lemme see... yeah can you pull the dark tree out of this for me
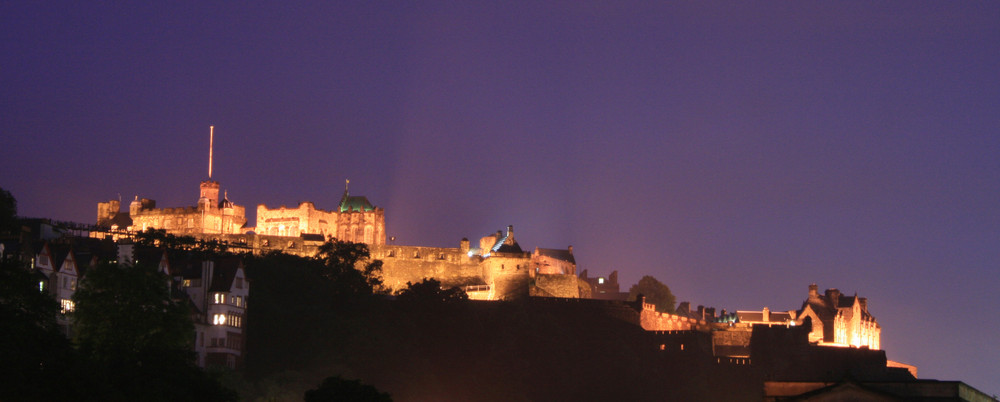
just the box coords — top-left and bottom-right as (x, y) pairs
(396, 278), (468, 304)
(0, 258), (83, 401)
(73, 262), (236, 401)
(627, 275), (676, 313)
(0, 187), (16, 234)
(73, 261), (193, 363)
(305, 376), (392, 402)
(315, 238), (385, 298)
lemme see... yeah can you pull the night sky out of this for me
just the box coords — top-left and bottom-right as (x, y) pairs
(3, 2), (998, 394)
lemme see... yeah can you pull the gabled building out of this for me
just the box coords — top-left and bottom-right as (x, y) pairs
(797, 284), (880, 349)
(169, 255), (248, 369)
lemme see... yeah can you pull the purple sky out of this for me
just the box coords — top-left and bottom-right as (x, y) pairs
(3, 2), (998, 394)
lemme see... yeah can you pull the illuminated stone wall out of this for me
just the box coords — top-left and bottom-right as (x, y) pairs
(96, 181), (247, 236)
(639, 301), (711, 332)
(529, 274), (583, 298)
(370, 244), (484, 291)
(255, 202), (385, 245)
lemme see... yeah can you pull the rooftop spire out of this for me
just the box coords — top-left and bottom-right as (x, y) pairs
(345, 178), (350, 192)
(208, 125), (214, 178)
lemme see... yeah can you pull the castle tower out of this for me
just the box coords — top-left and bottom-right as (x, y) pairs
(199, 180), (220, 209)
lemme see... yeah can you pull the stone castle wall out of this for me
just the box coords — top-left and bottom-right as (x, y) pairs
(639, 301), (711, 332)
(370, 244), (484, 291)
(530, 274), (583, 298)
(256, 202), (385, 245)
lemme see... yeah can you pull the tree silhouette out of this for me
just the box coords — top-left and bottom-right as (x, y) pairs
(396, 278), (468, 305)
(305, 376), (392, 402)
(73, 261), (236, 401)
(628, 275), (676, 313)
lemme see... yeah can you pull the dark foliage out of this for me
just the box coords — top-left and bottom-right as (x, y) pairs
(0, 258), (86, 401)
(305, 376), (392, 402)
(316, 238), (385, 297)
(73, 261), (236, 401)
(396, 278), (468, 305)
(628, 275), (677, 313)
(0, 187), (16, 234)
(244, 240), (386, 381)
(134, 228), (246, 259)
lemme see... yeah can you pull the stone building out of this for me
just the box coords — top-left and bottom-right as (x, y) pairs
(168, 255), (248, 369)
(96, 180), (247, 236)
(722, 284), (881, 351)
(255, 184), (385, 245)
(797, 284), (881, 349)
(578, 270), (630, 300)
(371, 225), (580, 300)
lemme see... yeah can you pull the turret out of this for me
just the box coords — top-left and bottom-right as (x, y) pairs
(199, 180), (220, 207)
(130, 196), (141, 215)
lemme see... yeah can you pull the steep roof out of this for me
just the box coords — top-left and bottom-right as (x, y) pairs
(339, 189), (375, 212)
(536, 248), (575, 264)
(208, 257), (242, 292)
(109, 212), (133, 228)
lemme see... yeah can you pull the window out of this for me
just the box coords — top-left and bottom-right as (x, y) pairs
(235, 277), (243, 289)
(60, 299), (75, 313)
(213, 314), (226, 325)
(70, 279), (76, 291)
(38, 281), (45, 292)
(598, 278), (605, 284)
(214, 293), (225, 304)
(182, 279), (191, 287)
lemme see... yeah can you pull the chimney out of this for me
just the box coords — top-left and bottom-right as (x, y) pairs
(762, 307), (770, 322)
(697, 305), (705, 319)
(825, 288), (841, 306)
(507, 225), (514, 236)
(859, 297), (868, 311)
(460, 238), (470, 252)
(705, 307), (716, 319)
(809, 283), (819, 298)
(567, 245), (573, 255)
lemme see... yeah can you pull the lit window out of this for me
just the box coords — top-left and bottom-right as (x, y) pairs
(213, 314), (226, 325)
(182, 279), (191, 287)
(214, 293), (225, 304)
(598, 278), (604, 284)
(39, 281), (45, 292)
(60, 299), (75, 313)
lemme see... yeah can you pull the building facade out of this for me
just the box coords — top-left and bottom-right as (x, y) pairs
(97, 180), (247, 236)
(255, 186), (385, 245)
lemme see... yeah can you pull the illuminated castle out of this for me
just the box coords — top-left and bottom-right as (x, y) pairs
(798, 284), (881, 349)
(97, 181), (247, 236)
(728, 284), (881, 351)
(96, 127), (247, 236)
(255, 180), (385, 245)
